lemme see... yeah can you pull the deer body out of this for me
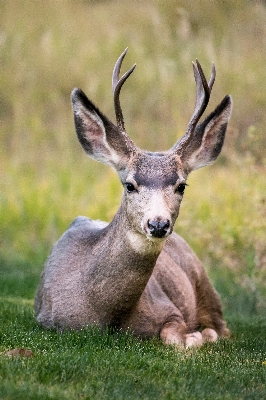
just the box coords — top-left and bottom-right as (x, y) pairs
(35, 50), (232, 346)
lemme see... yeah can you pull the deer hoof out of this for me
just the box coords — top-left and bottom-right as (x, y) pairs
(202, 328), (218, 343)
(185, 331), (203, 348)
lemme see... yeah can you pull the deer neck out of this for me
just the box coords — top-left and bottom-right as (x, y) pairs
(86, 204), (166, 327)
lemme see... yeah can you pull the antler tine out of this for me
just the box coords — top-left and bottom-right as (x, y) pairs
(112, 48), (136, 132)
(186, 59), (215, 135)
(112, 48), (127, 94)
(171, 60), (216, 154)
(208, 61), (216, 91)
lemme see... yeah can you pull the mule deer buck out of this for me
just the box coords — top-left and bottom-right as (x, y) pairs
(35, 49), (232, 347)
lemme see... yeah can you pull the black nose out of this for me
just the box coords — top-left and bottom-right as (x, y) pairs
(148, 220), (170, 238)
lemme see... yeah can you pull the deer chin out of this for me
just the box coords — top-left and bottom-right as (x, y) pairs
(126, 230), (166, 254)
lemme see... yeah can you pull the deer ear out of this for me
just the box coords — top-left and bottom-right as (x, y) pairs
(71, 88), (131, 170)
(183, 95), (232, 172)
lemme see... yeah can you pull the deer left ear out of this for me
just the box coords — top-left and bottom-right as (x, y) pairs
(71, 88), (132, 170)
(183, 95), (232, 172)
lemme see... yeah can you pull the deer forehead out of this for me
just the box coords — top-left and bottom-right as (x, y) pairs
(127, 152), (185, 188)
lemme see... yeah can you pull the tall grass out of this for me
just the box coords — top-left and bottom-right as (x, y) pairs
(1, 0), (266, 315)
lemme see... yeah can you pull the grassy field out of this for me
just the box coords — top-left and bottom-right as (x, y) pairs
(1, 0), (266, 398)
(0, 300), (265, 399)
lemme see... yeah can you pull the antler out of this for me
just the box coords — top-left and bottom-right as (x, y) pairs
(172, 60), (216, 153)
(112, 48), (136, 132)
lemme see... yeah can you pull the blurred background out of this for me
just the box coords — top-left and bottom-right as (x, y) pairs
(1, 0), (266, 316)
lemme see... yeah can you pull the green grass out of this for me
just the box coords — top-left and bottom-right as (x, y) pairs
(1, 0), (266, 398)
(0, 298), (266, 400)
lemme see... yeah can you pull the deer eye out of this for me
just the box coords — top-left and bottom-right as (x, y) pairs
(176, 183), (187, 195)
(125, 182), (137, 193)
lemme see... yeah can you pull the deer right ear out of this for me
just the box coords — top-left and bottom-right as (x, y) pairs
(71, 88), (131, 169)
(183, 95), (232, 172)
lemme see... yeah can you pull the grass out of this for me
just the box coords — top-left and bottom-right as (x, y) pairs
(1, 0), (266, 398)
(0, 298), (266, 400)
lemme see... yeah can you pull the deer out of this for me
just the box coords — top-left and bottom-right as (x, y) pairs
(35, 49), (232, 347)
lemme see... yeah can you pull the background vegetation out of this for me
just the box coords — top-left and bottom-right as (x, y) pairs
(1, 0), (266, 398)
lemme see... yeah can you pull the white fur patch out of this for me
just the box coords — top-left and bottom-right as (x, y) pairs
(126, 231), (165, 254)
(142, 191), (172, 226)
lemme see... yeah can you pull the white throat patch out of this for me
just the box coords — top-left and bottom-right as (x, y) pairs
(126, 231), (165, 254)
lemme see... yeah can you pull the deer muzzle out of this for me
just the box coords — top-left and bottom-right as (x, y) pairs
(147, 219), (170, 238)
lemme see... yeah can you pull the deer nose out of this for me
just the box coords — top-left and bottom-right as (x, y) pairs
(148, 219), (170, 238)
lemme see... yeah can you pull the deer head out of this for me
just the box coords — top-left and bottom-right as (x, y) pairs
(71, 49), (232, 241)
